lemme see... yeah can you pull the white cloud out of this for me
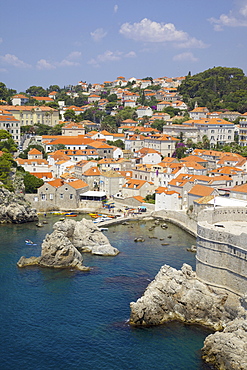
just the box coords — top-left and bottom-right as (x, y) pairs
(37, 52), (81, 69)
(209, 2), (247, 29)
(125, 51), (137, 58)
(37, 59), (56, 70)
(175, 37), (208, 49)
(119, 18), (207, 49)
(173, 52), (198, 62)
(59, 51), (81, 67)
(90, 28), (107, 42)
(88, 50), (135, 67)
(98, 50), (123, 62)
(66, 51), (82, 60)
(0, 54), (31, 68)
(114, 4), (118, 13)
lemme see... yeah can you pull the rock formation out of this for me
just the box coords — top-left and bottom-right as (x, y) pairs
(17, 229), (89, 271)
(0, 183), (38, 224)
(17, 218), (119, 271)
(202, 316), (247, 370)
(53, 218), (119, 256)
(129, 263), (247, 369)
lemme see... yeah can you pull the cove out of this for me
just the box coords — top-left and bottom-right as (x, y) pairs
(0, 216), (214, 370)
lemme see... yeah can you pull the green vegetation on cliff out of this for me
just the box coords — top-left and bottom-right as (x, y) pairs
(178, 67), (247, 113)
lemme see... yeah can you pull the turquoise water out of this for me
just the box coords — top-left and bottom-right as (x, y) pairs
(0, 216), (214, 370)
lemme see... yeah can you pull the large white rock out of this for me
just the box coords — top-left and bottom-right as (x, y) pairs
(53, 218), (119, 256)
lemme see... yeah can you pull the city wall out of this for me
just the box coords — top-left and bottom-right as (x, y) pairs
(153, 209), (197, 236)
(197, 207), (247, 296)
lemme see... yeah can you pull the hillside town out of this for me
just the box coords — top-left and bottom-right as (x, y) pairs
(1, 72), (247, 215)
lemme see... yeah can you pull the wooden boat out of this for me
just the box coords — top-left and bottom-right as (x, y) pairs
(65, 214), (77, 217)
(89, 213), (98, 218)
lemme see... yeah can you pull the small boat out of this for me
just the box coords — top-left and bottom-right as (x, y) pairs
(65, 214), (77, 217)
(93, 217), (112, 224)
(89, 213), (98, 218)
(25, 240), (37, 246)
(99, 228), (108, 231)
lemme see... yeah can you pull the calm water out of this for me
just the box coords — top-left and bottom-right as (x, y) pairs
(0, 215), (214, 370)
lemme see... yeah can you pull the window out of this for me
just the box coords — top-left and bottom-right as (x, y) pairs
(60, 194), (64, 199)
(70, 194), (73, 199)
(50, 194), (53, 200)
(41, 194), (46, 201)
(65, 187), (68, 191)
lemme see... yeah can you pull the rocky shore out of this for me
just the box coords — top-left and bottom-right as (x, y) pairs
(0, 181), (38, 224)
(129, 263), (247, 370)
(17, 218), (119, 271)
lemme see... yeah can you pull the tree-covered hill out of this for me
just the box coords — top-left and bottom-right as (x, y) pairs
(178, 67), (247, 113)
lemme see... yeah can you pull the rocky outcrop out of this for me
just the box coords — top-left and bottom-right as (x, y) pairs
(17, 229), (89, 271)
(17, 218), (119, 271)
(129, 263), (247, 369)
(129, 264), (238, 329)
(202, 317), (247, 370)
(0, 184), (38, 224)
(53, 218), (119, 256)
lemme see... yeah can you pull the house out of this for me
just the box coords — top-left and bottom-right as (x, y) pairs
(88, 94), (100, 103)
(99, 170), (125, 197)
(229, 183), (247, 201)
(36, 179), (89, 210)
(121, 178), (154, 198)
(189, 106), (209, 120)
(134, 148), (162, 165)
(187, 184), (216, 209)
(16, 156), (51, 175)
(28, 148), (43, 159)
(144, 134), (178, 157)
(210, 166), (247, 187)
(87, 141), (114, 158)
(2, 105), (59, 127)
(157, 101), (172, 111)
(11, 94), (29, 106)
(62, 122), (85, 136)
(32, 96), (53, 103)
(74, 160), (98, 179)
(0, 110), (20, 145)
(155, 186), (181, 211)
(136, 106), (153, 118)
(81, 166), (101, 190)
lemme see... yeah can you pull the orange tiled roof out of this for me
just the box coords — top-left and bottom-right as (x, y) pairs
(188, 184), (214, 197)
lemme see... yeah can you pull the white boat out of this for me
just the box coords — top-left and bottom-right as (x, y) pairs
(93, 217), (112, 223)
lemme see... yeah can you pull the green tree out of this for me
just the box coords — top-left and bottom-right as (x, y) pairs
(0, 151), (16, 190)
(107, 139), (125, 149)
(0, 130), (17, 152)
(26, 85), (47, 97)
(101, 115), (117, 132)
(23, 172), (44, 193)
(151, 119), (164, 132)
(64, 109), (76, 121)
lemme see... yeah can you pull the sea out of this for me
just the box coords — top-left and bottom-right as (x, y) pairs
(0, 214), (214, 370)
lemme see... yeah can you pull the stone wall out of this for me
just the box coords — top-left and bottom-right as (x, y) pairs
(197, 207), (247, 296)
(153, 209), (197, 236)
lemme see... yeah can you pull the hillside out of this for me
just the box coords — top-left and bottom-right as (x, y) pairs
(178, 67), (247, 113)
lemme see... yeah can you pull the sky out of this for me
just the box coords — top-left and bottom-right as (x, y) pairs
(1, 0), (247, 92)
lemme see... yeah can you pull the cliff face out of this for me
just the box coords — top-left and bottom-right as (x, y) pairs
(0, 183), (38, 224)
(129, 264), (247, 370)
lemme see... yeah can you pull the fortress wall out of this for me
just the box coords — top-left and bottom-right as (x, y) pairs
(197, 207), (247, 296)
